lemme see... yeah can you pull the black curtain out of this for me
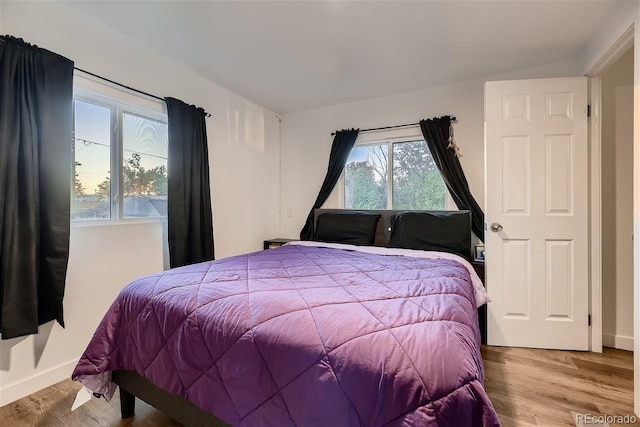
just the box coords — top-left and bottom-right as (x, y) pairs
(165, 97), (214, 268)
(300, 129), (359, 240)
(420, 116), (485, 241)
(0, 36), (74, 339)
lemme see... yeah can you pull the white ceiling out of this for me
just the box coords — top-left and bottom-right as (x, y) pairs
(64, 1), (635, 114)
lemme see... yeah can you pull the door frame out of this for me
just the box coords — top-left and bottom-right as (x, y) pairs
(589, 76), (603, 353)
(585, 22), (635, 407)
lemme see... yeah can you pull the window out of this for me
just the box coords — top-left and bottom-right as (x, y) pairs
(344, 139), (446, 210)
(72, 93), (168, 221)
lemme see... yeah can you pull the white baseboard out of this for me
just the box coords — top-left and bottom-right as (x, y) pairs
(0, 359), (79, 407)
(602, 333), (634, 351)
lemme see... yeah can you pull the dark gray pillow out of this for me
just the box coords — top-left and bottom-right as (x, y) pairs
(388, 211), (471, 259)
(314, 211), (381, 246)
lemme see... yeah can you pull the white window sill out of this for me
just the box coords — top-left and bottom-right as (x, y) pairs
(71, 217), (167, 228)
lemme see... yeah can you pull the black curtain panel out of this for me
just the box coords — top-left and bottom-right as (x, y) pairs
(0, 36), (74, 339)
(300, 129), (359, 240)
(420, 116), (485, 241)
(165, 97), (214, 268)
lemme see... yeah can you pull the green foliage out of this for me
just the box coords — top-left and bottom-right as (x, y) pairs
(392, 141), (445, 210)
(94, 153), (167, 200)
(73, 161), (86, 196)
(345, 140), (446, 210)
(95, 176), (110, 201)
(393, 170), (445, 210)
(122, 153), (167, 196)
(345, 161), (387, 209)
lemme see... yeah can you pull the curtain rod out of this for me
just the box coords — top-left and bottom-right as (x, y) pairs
(331, 117), (456, 136)
(74, 67), (212, 118)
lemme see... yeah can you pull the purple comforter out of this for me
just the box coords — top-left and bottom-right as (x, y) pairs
(73, 243), (499, 426)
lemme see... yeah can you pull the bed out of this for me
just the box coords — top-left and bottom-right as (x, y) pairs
(72, 209), (498, 426)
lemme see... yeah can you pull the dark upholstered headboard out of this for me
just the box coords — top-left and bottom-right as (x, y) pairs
(313, 209), (472, 258)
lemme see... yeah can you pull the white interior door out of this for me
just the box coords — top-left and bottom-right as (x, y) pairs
(485, 77), (589, 350)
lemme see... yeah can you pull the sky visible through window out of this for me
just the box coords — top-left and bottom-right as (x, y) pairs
(72, 99), (168, 219)
(74, 100), (111, 195)
(123, 112), (168, 172)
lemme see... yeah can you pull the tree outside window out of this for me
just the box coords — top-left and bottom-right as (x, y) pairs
(344, 140), (445, 210)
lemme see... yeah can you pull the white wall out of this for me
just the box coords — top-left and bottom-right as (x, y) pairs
(0, 1), (280, 405)
(280, 80), (481, 239)
(279, 61), (582, 239)
(601, 47), (635, 351)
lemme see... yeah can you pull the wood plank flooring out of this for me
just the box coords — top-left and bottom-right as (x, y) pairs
(0, 380), (181, 427)
(482, 346), (638, 426)
(0, 346), (636, 426)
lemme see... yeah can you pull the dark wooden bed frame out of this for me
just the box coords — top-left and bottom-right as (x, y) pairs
(113, 370), (230, 426)
(112, 209), (485, 425)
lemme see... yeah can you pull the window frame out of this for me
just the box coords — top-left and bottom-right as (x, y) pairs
(72, 84), (168, 225)
(339, 131), (455, 211)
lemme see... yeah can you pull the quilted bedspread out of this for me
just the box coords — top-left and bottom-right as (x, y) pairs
(73, 242), (499, 426)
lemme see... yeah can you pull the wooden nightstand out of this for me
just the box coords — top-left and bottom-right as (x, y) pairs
(472, 259), (487, 344)
(263, 238), (295, 250)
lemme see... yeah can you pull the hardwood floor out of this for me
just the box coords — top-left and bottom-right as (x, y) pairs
(0, 380), (181, 427)
(482, 346), (638, 426)
(0, 346), (636, 426)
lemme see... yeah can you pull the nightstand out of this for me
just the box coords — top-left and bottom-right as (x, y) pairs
(472, 259), (487, 344)
(263, 238), (295, 250)
(472, 259), (485, 282)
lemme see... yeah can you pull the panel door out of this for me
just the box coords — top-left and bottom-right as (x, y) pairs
(485, 77), (589, 350)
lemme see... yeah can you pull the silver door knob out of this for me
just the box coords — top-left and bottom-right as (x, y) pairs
(490, 222), (503, 232)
